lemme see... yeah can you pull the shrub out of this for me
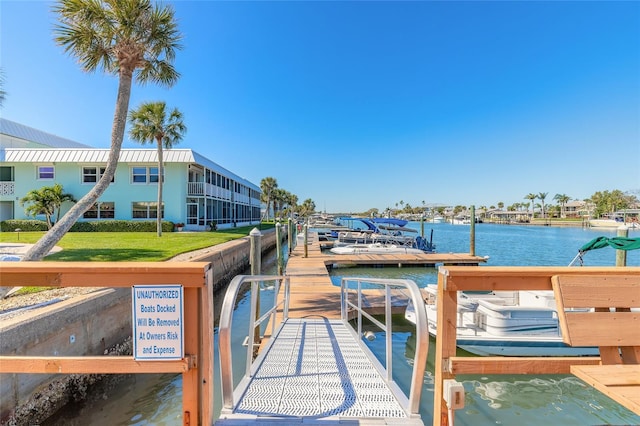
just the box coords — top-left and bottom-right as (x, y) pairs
(70, 220), (174, 232)
(0, 219), (48, 232)
(0, 219), (174, 232)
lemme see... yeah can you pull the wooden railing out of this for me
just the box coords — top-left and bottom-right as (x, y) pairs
(0, 262), (213, 426)
(433, 265), (640, 426)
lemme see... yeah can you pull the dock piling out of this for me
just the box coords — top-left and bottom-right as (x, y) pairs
(470, 205), (476, 256)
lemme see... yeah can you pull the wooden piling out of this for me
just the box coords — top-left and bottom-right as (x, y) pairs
(617, 226), (629, 266)
(250, 228), (262, 343)
(470, 205), (476, 256)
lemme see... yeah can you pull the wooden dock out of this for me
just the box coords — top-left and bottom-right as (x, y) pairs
(279, 233), (486, 322)
(318, 240), (487, 267)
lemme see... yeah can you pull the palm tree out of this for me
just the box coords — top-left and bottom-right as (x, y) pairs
(298, 198), (316, 217)
(20, 184), (76, 229)
(524, 193), (537, 218)
(129, 101), (186, 236)
(538, 192), (548, 219)
(553, 193), (571, 218)
(260, 177), (278, 221)
(22, 0), (182, 261)
(272, 188), (286, 219)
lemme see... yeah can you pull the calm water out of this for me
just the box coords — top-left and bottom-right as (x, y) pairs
(48, 223), (640, 425)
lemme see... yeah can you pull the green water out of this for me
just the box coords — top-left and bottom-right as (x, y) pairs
(46, 224), (640, 425)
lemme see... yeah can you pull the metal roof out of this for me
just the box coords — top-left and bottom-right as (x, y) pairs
(0, 118), (91, 148)
(1, 148), (259, 190)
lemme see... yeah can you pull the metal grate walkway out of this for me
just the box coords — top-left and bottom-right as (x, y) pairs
(217, 318), (422, 425)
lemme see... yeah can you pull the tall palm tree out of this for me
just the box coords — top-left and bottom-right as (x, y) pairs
(272, 188), (286, 219)
(283, 191), (298, 219)
(524, 193), (537, 218)
(538, 192), (548, 219)
(21, 0), (182, 261)
(129, 101), (186, 236)
(260, 177), (278, 221)
(553, 193), (571, 218)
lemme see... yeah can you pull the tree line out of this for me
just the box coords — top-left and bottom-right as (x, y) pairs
(357, 190), (639, 219)
(260, 177), (315, 221)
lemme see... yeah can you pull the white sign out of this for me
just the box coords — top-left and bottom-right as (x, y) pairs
(132, 285), (184, 361)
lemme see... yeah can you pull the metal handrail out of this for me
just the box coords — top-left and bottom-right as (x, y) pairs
(340, 277), (429, 416)
(218, 274), (289, 411)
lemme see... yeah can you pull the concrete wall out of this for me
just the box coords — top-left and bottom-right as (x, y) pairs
(0, 226), (286, 424)
(195, 227), (282, 291)
(0, 288), (132, 423)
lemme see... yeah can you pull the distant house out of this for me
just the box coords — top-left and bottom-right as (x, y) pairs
(485, 209), (532, 223)
(563, 200), (589, 218)
(0, 118), (261, 230)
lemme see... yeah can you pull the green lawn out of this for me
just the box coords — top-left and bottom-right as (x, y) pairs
(0, 224), (273, 262)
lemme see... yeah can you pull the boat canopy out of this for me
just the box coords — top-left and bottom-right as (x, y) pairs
(371, 218), (409, 227)
(579, 236), (640, 253)
(337, 218), (379, 232)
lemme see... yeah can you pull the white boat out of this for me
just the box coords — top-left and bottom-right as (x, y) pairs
(331, 217), (436, 253)
(589, 217), (624, 228)
(589, 212), (638, 228)
(404, 285), (598, 356)
(331, 243), (425, 255)
(404, 236), (640, 357)
(430, 215), (445, 223)
(451, 216), (471, 225)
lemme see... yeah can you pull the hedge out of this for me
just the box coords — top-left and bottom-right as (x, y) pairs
(0, 219), (176, 233)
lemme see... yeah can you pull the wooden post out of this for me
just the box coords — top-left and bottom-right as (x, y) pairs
(303, 224), (308, 258)
(470, 205), (476, 256)
(421, 215), (425, 238)
(183, 286), (199, 424)
(616, 226), (628, 266)
(250, 228), (262, 343)
(276, 222), (283, 275)
(433, 268), (458, 426)
(288, 218), (293, 254)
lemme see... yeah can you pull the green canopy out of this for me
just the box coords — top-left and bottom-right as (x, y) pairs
(579, 236), (640, 253)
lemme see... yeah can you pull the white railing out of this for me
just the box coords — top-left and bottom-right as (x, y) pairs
(340, 277), (429, 416)
(187, 181), (204, 195)
(218, 274), (429, 419)
(218, 275), (290, 411)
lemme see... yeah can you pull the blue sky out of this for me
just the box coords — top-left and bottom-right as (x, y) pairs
(1, 1), (639, 213)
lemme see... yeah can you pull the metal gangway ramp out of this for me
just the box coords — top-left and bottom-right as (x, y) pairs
(216, 275), (429, 425)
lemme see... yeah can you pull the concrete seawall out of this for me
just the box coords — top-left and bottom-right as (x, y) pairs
(0, 227), (284, 425)
(183, 227), (282, 291)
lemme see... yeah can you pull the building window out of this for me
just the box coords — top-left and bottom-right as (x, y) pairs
(132, 202), (164, 219)
(0, 166), (14, 182)
(82, 167), (113, 184)
(149, 167), (159, 183)
(37, 165), (54, 180)
(83, 202), (115, 219)
(131, 167), (161, 184)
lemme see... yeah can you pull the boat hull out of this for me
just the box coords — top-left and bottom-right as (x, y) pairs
(404, 288), (599, 357)
(331, 244), (425, 255)
(456, 338), (599, 357)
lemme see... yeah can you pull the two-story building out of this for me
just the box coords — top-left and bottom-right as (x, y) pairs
(0, 118), (262, 230)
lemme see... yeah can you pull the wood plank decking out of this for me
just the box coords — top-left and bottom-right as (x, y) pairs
(280, 232), (486, 321)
